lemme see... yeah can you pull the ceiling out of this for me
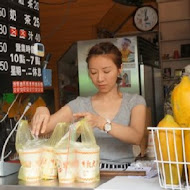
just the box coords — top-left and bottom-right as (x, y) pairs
(39, 0), (157, 66)
(39, 0), (114, 66)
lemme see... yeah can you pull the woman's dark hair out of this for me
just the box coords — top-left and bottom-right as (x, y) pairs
(86, 42), (122, 70)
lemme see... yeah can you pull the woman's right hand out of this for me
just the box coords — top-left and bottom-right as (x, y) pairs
(31, 106), (50, 136)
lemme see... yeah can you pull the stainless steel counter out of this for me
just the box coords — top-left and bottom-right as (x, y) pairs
(0, 172), (162, 190)
(0, 172), (109, 190)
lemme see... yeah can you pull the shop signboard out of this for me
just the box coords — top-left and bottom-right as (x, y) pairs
(0, 0), (43, 93)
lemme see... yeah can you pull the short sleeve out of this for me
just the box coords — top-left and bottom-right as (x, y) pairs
(67, 97), (81, 113)
(129, 94), (146, 111)
(67, 96), (91, 113)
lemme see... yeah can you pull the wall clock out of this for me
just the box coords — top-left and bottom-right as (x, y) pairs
(133, 6), (158, 32)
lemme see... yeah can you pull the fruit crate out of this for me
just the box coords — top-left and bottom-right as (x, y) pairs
(148, 127), (190, 190)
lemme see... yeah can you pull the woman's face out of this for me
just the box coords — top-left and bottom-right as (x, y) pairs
(88, 55), (121, 93)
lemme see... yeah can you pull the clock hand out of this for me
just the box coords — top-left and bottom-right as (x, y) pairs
(144, 9), (148, 21)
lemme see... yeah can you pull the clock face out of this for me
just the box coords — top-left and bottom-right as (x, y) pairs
(134, 6), (158, 31)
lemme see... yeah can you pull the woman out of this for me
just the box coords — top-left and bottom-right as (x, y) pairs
(31, 42), (146, 170)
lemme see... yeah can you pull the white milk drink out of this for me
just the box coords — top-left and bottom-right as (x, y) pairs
(41, 146), (57, 180)
(76, 146), (100, 183)
(55, 148), (76, 183)
(18, 148), (42, 181)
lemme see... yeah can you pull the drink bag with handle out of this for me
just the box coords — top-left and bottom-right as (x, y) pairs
(40, 122), (69, 180)
(54, 121), (79, 184)
(15, 120), (46, 181)
(74, 119), (100, 183)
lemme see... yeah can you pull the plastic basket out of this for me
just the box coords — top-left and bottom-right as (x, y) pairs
(148, 127), (190, 190)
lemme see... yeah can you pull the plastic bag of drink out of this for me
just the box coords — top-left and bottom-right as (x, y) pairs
(15, 120), (46, 181)
(74, 119), (100, 183)
(55, 119), (100, 184)
(54, 122), (78, 183)
(40, 122), (69, 180)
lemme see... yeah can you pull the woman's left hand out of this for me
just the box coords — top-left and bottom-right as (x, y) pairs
(73, 112), (106, 130)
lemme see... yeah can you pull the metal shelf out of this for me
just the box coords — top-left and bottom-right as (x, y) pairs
(160, 18), (190, 23)
(163, 77), (180, 81)
(157, 0), (181, 3)
(160, 38), (190, 42)
(162, 57), (190, 62)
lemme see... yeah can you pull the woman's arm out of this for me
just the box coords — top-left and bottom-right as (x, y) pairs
(108, 104), (146, 145)
(73, 104), (146, 145)
(31, 105), (73, 136)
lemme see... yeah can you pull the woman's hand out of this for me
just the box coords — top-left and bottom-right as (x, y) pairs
(31, 106), (50, 136)
(73, 112), (106, 130)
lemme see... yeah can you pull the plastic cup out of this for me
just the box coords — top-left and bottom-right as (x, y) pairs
(76, 146), (100, 183)
(18, 148), (42, 181)
(55, 148), (76, 183)
(40, 179), (59, 186)
(41, 146), (57, 180)
(18, 179), (41, 186)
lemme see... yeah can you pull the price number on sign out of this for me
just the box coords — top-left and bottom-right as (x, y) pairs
(0, 41), (7, 53)
(34, 2), (39, 11)
(33, 16), (40, 28)
(0, 60), (8, 71)
(0, 24), (7, 36)
(0, 7), (6, 19)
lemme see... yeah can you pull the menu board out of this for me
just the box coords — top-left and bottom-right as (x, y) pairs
(0, 0), (43, 93)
